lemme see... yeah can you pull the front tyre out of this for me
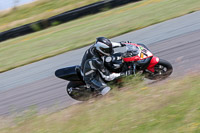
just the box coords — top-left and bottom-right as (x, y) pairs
(146, 59), (173, 80)
(67, 81), (93, 101)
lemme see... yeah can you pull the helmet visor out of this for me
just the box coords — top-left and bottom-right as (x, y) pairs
(100, 47), (110, 54)
(95, 41), (113, 56)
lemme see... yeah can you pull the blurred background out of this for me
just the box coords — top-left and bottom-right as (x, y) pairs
(0, 0), (200, 132)
(0, 0), (35, 11)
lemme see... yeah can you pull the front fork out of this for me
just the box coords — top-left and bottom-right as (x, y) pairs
(132, 63), (136, 75)
(126, 57), (159, 75)
(125, 62), (136, 75)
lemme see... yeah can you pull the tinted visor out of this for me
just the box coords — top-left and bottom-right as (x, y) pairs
(100, 46), (113, 55)
(100, 47), (110, 54)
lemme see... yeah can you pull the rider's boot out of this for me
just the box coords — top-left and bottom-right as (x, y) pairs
(100, 86), (111, 95)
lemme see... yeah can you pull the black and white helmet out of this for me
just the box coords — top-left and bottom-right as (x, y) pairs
(94, 37), (113, 56)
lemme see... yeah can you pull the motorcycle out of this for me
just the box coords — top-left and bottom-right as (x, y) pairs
(55, 43), (173, 101)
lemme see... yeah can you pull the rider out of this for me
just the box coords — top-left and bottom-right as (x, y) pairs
(81, 37), (125, 95)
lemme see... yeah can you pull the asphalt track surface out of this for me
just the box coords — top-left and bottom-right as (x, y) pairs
(0, 11), (200, 116)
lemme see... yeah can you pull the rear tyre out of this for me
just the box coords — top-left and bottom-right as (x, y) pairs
(146, 59), (173, 80)
(67, 81), (94, 101)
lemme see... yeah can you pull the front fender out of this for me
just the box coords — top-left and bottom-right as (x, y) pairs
(147, 57), (160, 72)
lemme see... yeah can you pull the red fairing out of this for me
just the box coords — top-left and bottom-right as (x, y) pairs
(123, 56), (140, 62)
(147, 57), (160, 72)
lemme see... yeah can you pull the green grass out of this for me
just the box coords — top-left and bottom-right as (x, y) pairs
(0, 0), (200, 72)
(1, 74), (200, 133)
(0, 0), (99, 32)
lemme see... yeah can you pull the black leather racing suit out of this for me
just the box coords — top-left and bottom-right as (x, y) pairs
(81, 44), (121, 91)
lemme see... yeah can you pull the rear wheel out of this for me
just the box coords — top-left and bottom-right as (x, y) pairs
(67, 81), (94, 101)
(146, 59), (173, 80)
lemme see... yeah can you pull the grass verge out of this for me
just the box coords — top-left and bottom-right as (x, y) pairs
(0, 0), (99, 32)
(1, 74), (200, 133)
(0, 0), (200, 73)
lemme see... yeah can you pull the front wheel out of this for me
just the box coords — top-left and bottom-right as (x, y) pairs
(67, 81), (95, 101)
(145, 59), (173, 80)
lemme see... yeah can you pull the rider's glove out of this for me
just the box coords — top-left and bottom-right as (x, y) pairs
(110, 73), (121, 80)
(103, 73), (121, 81)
